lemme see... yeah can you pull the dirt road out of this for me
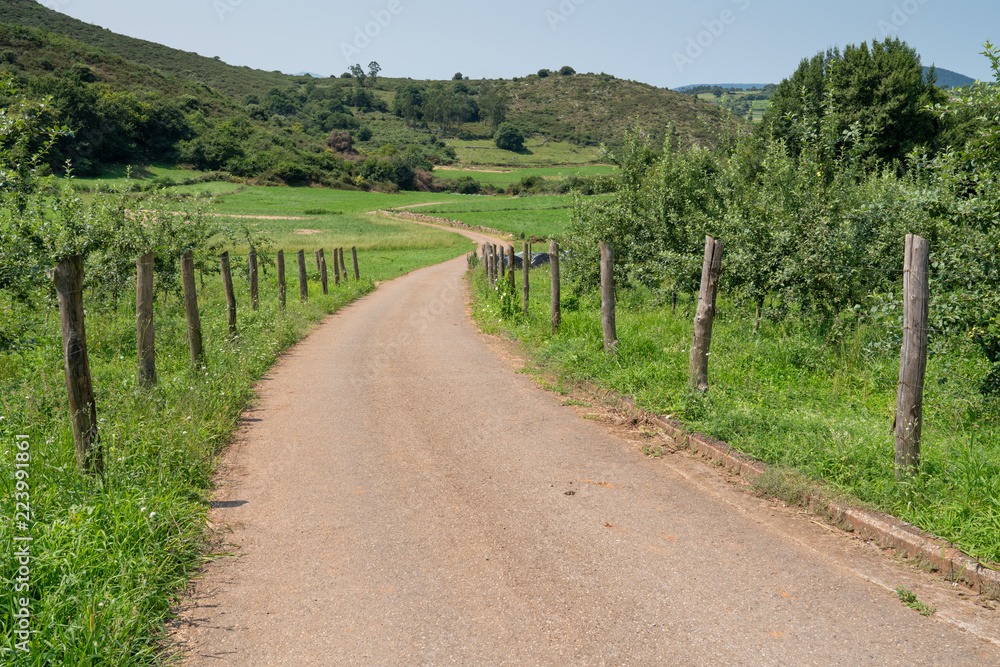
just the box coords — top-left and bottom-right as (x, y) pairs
(172, 228), (1000, 665)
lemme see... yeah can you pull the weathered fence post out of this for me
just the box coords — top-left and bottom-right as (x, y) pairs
(671, 292), (678, 315)
(297, 250), (308, 302)
(136, 251), (157, 387)
(277, 250), (286, 311)
(248, 249), (259, 311)
(339, 247), (348, 282)
(493, 245), (500, 286)
(181, 250), (204, 364)
(550, 240), (560, 332)
(487, 243), (495, 284)
(508, 245), (515, 289)
(317, 249), (329, 295)
(500, 245), (506, 278)
(895, 233), (930, 479)
(522, 241), (531, 316)
(220, 251), (238, 336)
(688, 236), (724, 391)
(51, 255), (103, 474)
(314, 248), (322, 273)
(600, 241), (618, 354)
(351, 246), (360, 281)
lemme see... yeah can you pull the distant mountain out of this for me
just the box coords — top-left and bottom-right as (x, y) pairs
(676, 83), (771, 91)
(925, 66), (975, 89)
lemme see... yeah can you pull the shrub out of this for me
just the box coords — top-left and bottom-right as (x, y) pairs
(326, 130), (353, 154)
(494, 122), (524, 151)
(559, 65), (576, 76)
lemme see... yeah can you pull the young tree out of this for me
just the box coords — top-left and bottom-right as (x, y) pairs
(367, 61), (381, 86)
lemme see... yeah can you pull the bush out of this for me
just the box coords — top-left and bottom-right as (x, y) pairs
(537, 69), (550, 78)
(326, 130), (353, 153)
(494, 122), (524, 151)
(559, 65), (576, 76)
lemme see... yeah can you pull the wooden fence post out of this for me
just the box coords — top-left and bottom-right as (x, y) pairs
(507, 246), (515, 289)
(51, 255), (103, 474)
(277, 250), (286, 311)
(220, 252), (237, 336)
(493, 245), (500, 285)
(339, 247), (347, 282)
(314, 249), (322, 273)
(318, 249), (329, 294)
(688, 236), (724, 391)
(248, 249), (259, 311)
(895, 233), (930, 479)
(600, 242), (618, 353)
(500, 245), (506, 278)
(486, 243), (495, 284)
(297, 250), (308, 302)
(332, 248), (341, 287)
(550, 240), (560, 332)
(136, 251), (157, 387)
(522, 241), (531, 316)
(351, 246), (360, 281)
(180, 250), (204, 364)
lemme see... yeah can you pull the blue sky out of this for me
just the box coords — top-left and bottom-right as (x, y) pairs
(41, 0), (999, 87)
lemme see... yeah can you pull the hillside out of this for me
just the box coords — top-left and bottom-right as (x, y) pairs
(505, 72), (734, 149)
(0, 0), (736, 188)
(0, 0), (294, 98)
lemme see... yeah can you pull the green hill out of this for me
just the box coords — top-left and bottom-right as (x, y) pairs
(0, 0), (736, 187)
(0, 0), (293, 98)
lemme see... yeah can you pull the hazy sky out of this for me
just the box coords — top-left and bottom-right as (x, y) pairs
(40, 0), (1000, 87)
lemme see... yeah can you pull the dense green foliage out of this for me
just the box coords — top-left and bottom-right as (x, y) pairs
(762, 38), (949, 168)
(493, 122), (524, 151)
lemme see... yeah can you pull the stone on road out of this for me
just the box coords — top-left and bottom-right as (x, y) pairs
(173, 237), (999, 665)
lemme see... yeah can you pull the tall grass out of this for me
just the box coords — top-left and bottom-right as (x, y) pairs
(470, 266), (1000, 564)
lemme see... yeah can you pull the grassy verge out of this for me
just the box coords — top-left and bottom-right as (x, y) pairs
(0, 211), (472, 664)
(469, 264), (1000, 565)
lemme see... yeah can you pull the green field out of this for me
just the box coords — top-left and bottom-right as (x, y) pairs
(446, 139), (604, 166)
(405, 195), (577, 239)
(434, 164), (618, 185)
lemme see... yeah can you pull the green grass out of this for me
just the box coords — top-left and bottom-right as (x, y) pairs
(0, 191), (472, 665)
(469, 265), (1000, 565)
(434, 165), (618, 185)
(446, 139), (603, 166)
(405, 195), (576, 239)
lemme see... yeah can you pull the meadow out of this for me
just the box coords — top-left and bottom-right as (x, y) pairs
(433, 164), (618, 185)
(403, 195), (576, 239)
(445, 139), (603, 166)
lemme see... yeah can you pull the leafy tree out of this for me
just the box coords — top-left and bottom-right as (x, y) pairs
(537, 69), (550, 78)
(478, 81), (509, 132)
(762, 38), (946, 169)
(392, 83), (424, 125)
(453, 72), (464, 81)
(494, 121), (524, 151)
(348, 63), (367, 87)
(367, 60), (381, 86)
(559, 65), (576, 76)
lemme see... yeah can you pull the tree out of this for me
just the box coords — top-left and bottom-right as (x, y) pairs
(559, 66), (576, 76)
(368, 61), (381, 86)
(479, 81), (509, 132)
(348, 63), (367, 87)
(762, 38), (946, 168)
(392, 83), (424, 125)
(453, 72), (464, 81)
(494, 122), (524, 151)
(537, 69), (550, 78)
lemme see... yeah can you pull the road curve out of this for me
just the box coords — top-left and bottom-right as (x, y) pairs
(172, 225), (1000, 665)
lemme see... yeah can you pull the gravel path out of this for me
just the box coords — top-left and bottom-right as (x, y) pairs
(171, 228), (1000, 665)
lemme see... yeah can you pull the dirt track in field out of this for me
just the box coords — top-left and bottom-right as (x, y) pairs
(170, 224), (1000, 665)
